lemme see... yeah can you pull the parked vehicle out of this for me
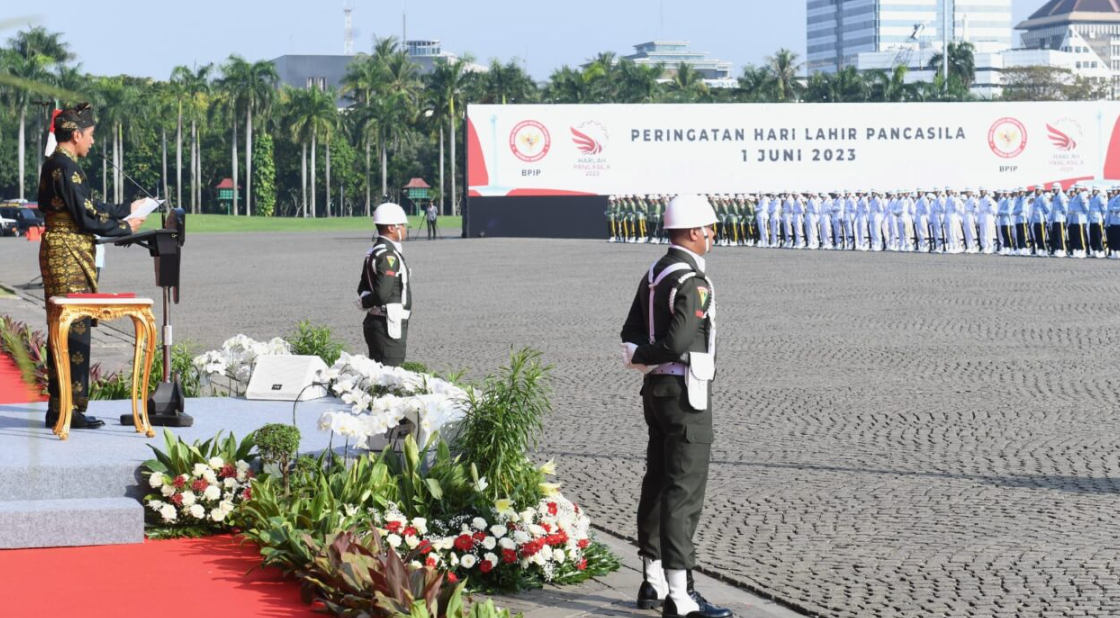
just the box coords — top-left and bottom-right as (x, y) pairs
(0, 205), (45, 236)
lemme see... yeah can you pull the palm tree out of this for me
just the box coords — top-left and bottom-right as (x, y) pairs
(344, 53), (383, 216)
(928, 42), (976, 90)
(867, 65), (910, 102)
(737, 63), (779, 102)
(285, 85), (336, 217)
(1, 49), (50, 199)
(371, 41), (421, 200)
(219, 55), (278, 216)
(423, 58), (468, 215)
(766, 48), (803, 102)
(616, 59), (664, 103)
(181, 64), (212, 213)
(480, 59), (536, 104)
(667, 62), (708, 101)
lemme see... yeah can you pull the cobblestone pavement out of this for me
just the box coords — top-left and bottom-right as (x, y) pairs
(5, 233), (1120, 618)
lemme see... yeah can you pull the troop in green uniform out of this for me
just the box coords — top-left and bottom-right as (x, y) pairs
(620, 195), (731, 618)
(37, 103), (146, 430)
(607, 196), (620, 242)
(357, 202), (412, 367)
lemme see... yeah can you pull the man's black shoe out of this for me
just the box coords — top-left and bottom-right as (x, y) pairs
(683, 571), (733, 618)
(637, 580), (664, 610)
(662, 596), (733, 618)
(48, 413), (106, 429)
(44, 415), (57, 429)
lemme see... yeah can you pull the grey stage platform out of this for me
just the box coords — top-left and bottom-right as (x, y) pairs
(0, 397), (343, 549)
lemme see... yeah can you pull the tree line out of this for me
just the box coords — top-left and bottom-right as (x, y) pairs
(0, 28), (1109, 217)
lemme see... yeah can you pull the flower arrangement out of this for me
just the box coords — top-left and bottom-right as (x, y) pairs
(316, 352), (470, 448)
(192, 334), (292, 384)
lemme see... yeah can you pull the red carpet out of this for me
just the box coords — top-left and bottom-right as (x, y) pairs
(0, 536), (319, 617)
(0, 350), (44, 404)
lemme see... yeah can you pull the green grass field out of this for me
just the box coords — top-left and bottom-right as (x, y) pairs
(139, 214), (461, 234)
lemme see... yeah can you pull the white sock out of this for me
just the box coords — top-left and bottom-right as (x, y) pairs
(666, 569), (699, 614)
(642, 557), (668, 599)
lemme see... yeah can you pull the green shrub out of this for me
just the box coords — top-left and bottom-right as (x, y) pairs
(0, 315), (48, 394)
(382, 434), (483, 520)
(90, 340), (201, 400)
(400, 360), (429, 374)
(458, 348), (552, 506)
(287, 320), (345, 366)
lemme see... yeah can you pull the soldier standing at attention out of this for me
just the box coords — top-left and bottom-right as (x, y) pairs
(621, 195), (731, 618)
(357, 202), (412, 366)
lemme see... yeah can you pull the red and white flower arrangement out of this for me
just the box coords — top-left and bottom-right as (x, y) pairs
(144, 457), (255, 526)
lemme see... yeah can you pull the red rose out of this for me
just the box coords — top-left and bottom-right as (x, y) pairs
(425, 556), (438, 568)
(454, 534), (474, 552)
(219, 463), (237, 479)
(191, 478), (209, 493)
(170, 493), (184, 506)
(173, 475), (187, 489)
(480, 560), (493, 574)
(547, 502), (558, 516)
(418, 540), (433, 554)
(403, 526), (418, 537)
(386, 521), (402, 533)
(241, 487), (252, 500)
(577, 558), (587, 571)
(502, 549), (518, 564)
(541, 523), (552, 533)
(472, 531), (486, 542)
(520, 540), (543, 558)
(578, 539), (590, 549)
(447, 573), (459, 584)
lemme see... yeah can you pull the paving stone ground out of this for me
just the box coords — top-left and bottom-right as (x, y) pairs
(4, 232), (1120, 618)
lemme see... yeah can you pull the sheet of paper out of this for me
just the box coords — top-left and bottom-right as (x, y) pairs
(125, 197), (162, 220)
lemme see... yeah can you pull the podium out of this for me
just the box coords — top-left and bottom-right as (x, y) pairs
(98, 208), (193, 427)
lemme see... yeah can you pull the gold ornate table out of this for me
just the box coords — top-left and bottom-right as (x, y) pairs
(47, 296), (158, 440)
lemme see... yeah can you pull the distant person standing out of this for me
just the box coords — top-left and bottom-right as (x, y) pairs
(426, 202), (438, 240)
(358, 202), (412, 366)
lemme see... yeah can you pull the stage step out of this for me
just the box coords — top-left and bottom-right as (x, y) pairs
(0, 497), (144, 549)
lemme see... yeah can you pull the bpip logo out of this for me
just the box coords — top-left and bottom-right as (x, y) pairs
(988, 117), (1027, 159)
(509, 120), (551, 162)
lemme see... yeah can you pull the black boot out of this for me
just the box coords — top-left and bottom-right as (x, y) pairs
(682, 571), (732, 618)
(663, 595), (733, 618)
(46, 412), (105, 429)
(637, 580), (663, 610)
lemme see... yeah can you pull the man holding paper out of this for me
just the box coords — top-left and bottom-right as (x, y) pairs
(620, 195), (730, 618)
(37, 103), (147, 429)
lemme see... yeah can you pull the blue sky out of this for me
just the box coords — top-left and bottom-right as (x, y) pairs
(13, 1), (1041, 80)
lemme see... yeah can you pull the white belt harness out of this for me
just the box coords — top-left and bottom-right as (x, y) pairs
(646, 260), (717, 411)
(364, 246), (410, 340)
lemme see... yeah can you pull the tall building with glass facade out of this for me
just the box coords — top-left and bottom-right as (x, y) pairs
(807, 0), (1014, 74)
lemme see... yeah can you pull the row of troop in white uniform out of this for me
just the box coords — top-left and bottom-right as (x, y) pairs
(607, 184), (1120, 259)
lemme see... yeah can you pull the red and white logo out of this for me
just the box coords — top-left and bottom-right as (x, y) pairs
(571, 122), (608, 155)
(509, 120), (551, 162)
(988, 117), (1027, 159)
(1046, 119), (1081, 151)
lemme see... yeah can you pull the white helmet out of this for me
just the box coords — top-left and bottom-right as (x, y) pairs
(372, 202), (408, 225)
(663, 194), (718, 230)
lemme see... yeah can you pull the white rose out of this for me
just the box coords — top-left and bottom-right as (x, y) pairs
(180, 491), (197, 506)
(405, 535), (421, 550)
(411, 518), (428, 535)
(202, 470), (218, 484)
(409, 561), (423, 570)
(160, 485), (175, 497)
(211, 508), (227, 523)
(236, 460), (251, 472)
(568, 549), (579, 560)
(471, 517), (488, 531)
(499, 538), (516, 550)
(449, 553), (460, 567)
(189, 504), (205, 519)
(553, 548), (566, 563)
(220, 500), (235, 513)
(489, 525), (507, 538)
(208, 456), (224, 470)
(460, 554), (477, 569)
(159, 504), (178, 523)
(483, 552), (498, 566)
(528, 524), (545, 537)
(192, 463), (209, 476)
(386, 534), (402, 549)
(513, 531), (530, 544)
(148, 473), (165, 489)
(482, 537), (496, 550)
(223, 478), (238, 489)
(203, 485), (222, 502)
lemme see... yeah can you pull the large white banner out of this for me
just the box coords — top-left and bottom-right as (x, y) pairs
(466, 102), (1120, 196)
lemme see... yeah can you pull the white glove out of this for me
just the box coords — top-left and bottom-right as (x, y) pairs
(621, 343), (653, 374)
(356, 292), (371, 311)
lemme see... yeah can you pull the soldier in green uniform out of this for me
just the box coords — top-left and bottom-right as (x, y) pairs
(606, 195), (619, 242)
(648, 195), (664, 244)
(38, 103), (146, 430)
(357, 202), (412, 366)
(620, 195), (731, 618)
(619, 195), (634, 243)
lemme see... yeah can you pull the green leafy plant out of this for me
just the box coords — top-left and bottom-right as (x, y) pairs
(90, 340), (201, 400)
(0, 315), (48, 394)
(382, 434), (481, 521)
(287, 320), (345, 366)
(458, 349), (553, 506)
(255, 423), (301, 494)
(400, 361), (429, 374)
(239, 451), (397, 572)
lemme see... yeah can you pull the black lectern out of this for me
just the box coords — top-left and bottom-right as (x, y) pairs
(98, 208), (193, 427)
